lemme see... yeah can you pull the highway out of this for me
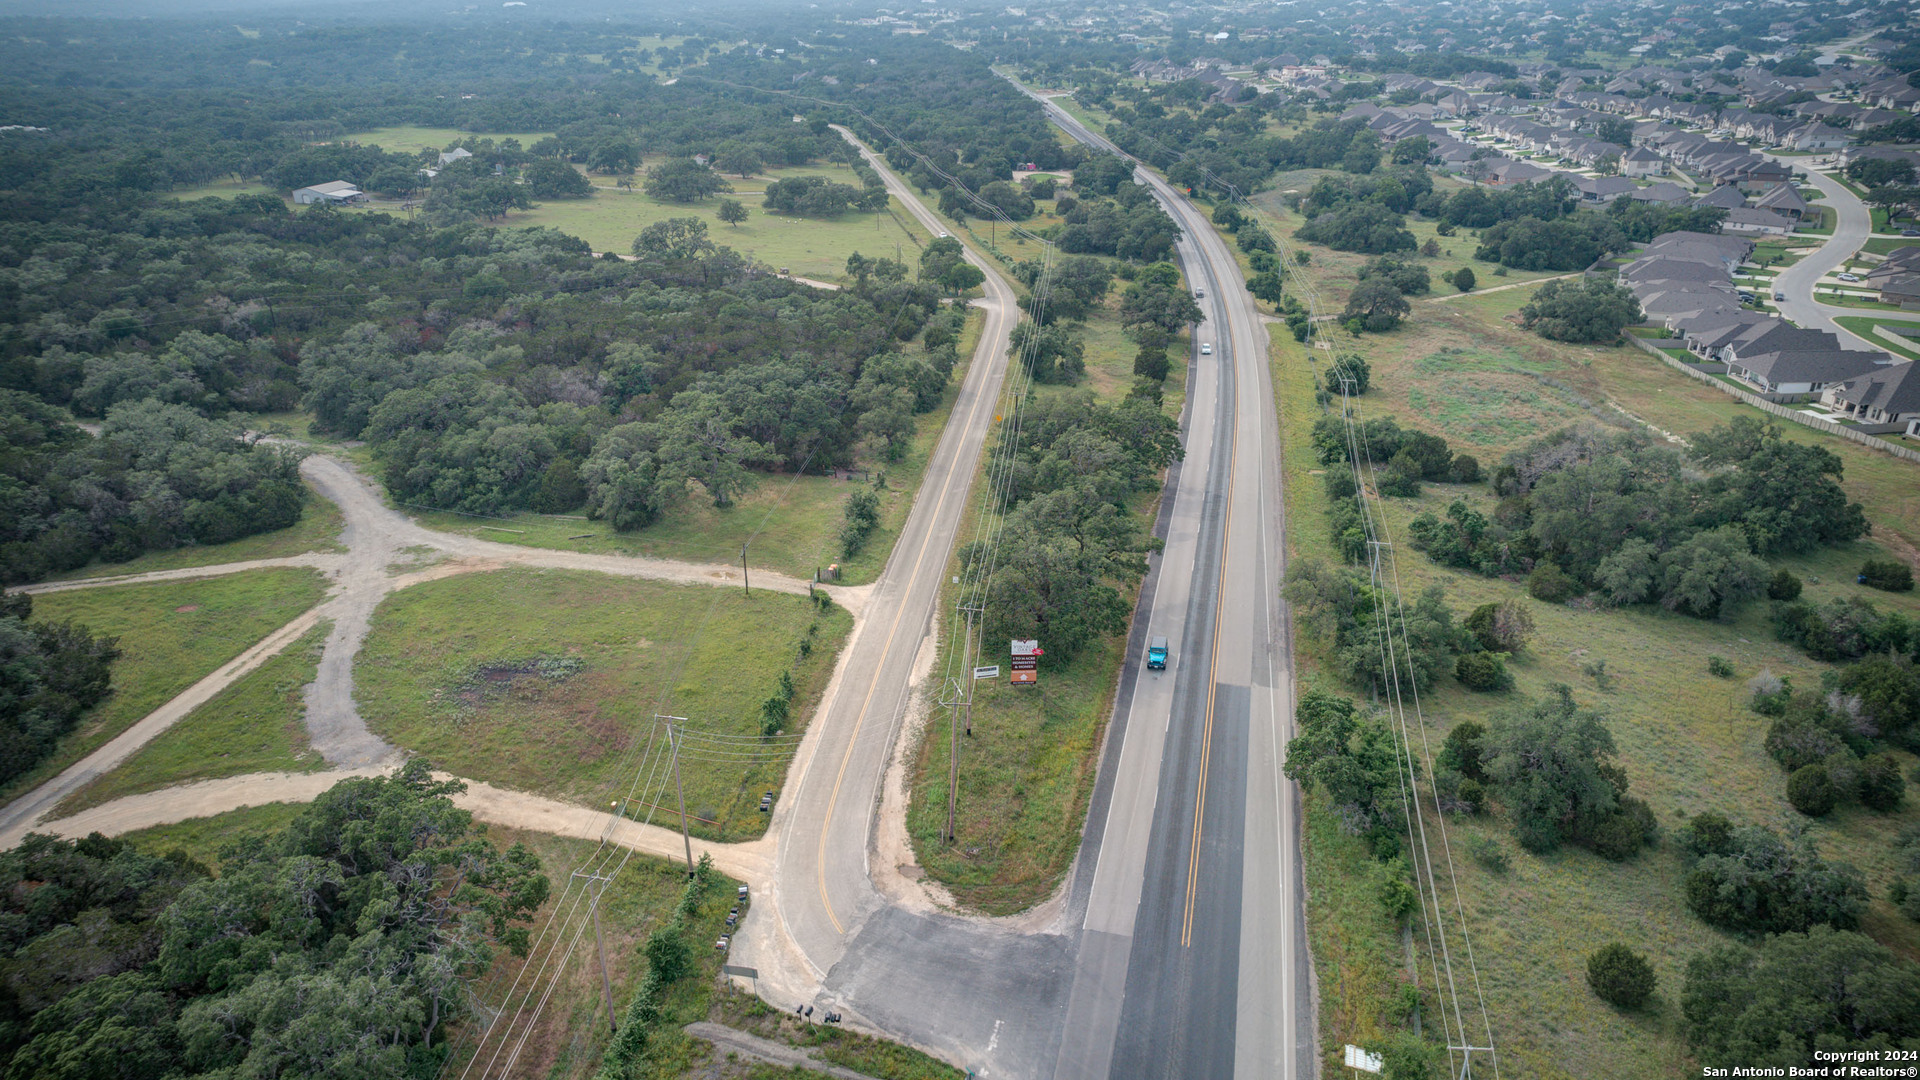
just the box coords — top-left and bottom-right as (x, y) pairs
(720, 101), (1315, 1077)
(1025, 86), (1314, 1080)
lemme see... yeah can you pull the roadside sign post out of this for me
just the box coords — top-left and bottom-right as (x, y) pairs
(972, 665), (1000, 680)
(1344, 1044), (1383, 1075)
(1010, 638), (1042, 686)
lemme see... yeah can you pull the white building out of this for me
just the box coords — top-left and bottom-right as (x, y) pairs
(291, 180), (367, 205)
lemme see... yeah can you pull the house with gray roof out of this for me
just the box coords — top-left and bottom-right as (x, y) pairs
(1821, 360), (1920, 428)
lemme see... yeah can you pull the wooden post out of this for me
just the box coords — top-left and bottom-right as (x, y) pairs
(593, 886), (616, 1033)
(741, 543), (750, 596)
(671, 724), (694, 875)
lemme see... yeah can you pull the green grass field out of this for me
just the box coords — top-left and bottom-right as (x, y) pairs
(408, 309), (981, 587)
(354, 567), (850, 841)
(1279, 247), (1920, 1077)
(56, 622), (331, 816)
(7, 569), (329, 806)
(168, 178), (278, 201)
(46, 480), (344, 581)
(337, 125), (555, 156)
(502, 162), (935, 281)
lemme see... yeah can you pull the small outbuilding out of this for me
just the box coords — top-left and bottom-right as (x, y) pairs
(292, 180), (367, 205)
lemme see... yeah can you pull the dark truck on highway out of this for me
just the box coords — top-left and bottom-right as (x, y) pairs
(1147, 636), (1168, 670)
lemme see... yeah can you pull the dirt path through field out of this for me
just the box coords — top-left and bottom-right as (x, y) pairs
(0, 451), (864, 845)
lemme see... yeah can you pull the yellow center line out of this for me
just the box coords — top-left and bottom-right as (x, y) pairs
(814, 275), (1012, 936)
(1181, 296), (1242, 950)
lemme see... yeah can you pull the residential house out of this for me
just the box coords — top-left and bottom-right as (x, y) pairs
(1693, 184), (1749, 211)
(1719, 322), (1888, 394)
(1626, 180), (1693, 204)
(1877, 274), (1920, 310)
(292, 181), (367, 205)
(1753, 183), (1809, 223)
(1575, 175), (1637, 203)
(1721, 206), (1794, 236)
(1821, 361), (1920, 427)
(438, 147), (473, 167)
(1784, 123), (1851, 152)
(1621, 146), (1666, 177)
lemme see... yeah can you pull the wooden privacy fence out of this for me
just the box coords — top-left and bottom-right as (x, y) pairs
(1628, 336), (1920, 465)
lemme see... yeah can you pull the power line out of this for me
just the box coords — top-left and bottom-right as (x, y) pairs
(1031, 76), (1500, 1076)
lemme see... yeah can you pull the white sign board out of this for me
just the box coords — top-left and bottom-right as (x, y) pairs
(1343, 1045), (1383, 1073)
(1010, 639), (1040, 657)
(973, 665), (1000, 680)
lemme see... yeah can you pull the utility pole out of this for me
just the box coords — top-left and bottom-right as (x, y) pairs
(664, 719), (695, 875)
(947, 604), (979, 844)
(572, 869), (617, 1033)
(741, 543), (750, 596)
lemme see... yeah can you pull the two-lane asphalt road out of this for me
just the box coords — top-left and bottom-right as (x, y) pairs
(1768, 158), (1883, 352)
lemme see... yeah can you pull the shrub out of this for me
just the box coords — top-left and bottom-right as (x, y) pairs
(1447, 453), (1482, 483)
(1787, 764), (1838, 816)
(1377, 871), (1418, 924)
(1588, 797), (1657, 861)
(1452, 265), (1476, 292)
(839, 488), (881, 558)
(1707, 655), (1736, 678)
(1860, 559), (1915, 592)
(1749, 669), (1792, 716)
(1587, 943), (1657, 1009)
(1684, 826), (1866, 933)
(1767, 569), (1803, 602)
(1467, 834), (1509, 873)
(1528, 560), (1576, 602)
(1680, 811), (1734, 857)
(1464, 599), (1534, 653)
(1455, 651), (1514, 691)
(1859, 752), (1906, 812)
(1439, 720), (1487, 781)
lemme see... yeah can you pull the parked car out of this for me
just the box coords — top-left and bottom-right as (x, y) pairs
(1773, 292), (1786, 301)
(1837, 273), (1861, 282)
(1903, 229), (1920, 237)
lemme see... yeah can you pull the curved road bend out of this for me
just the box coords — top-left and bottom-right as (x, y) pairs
(1022, 87), (1315, 1079)
(1768, 159), (1883, 352)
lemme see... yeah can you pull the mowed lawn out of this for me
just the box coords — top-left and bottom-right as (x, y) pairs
(9, 569), (329, 805)
(354, 567), (850, 841)
(58, 622), (332, 816)
(1276, 249), (1920, 1077)
(410, 309), (982, 587)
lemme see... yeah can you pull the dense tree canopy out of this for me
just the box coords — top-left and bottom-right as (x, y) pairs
(0, 764), (547, 1080)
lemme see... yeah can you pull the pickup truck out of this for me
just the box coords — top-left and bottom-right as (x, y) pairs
(1147, 636), (1169, 670)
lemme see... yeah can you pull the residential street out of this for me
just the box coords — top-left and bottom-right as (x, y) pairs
(1768, 158), (1885, 352)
